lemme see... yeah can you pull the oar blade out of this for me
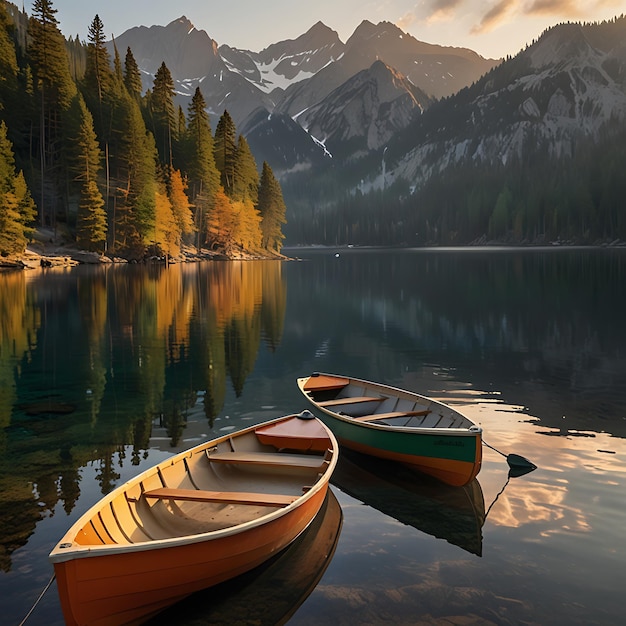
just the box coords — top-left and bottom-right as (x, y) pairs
(506, 453), (537, 470)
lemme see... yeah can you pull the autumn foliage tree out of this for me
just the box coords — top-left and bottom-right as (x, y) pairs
(0, 3), (287, 259)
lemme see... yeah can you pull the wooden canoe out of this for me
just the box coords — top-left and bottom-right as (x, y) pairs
(49, 412), (338, 626)
(297, 373), (482, 486)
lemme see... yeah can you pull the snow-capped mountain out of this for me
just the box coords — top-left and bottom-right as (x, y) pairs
(220, 21), (344, 95)
(107, 17), (496, 131)
(105, 17), (274, 123)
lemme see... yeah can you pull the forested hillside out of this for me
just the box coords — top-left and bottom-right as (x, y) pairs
(0, 1), (287, 261)
(283, 16), (626, 246)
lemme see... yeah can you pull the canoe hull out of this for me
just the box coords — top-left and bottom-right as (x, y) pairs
(298, 374), (482, 487)
(324, 418), (481, 487)
(50, 414), (337, 626)
(53, 486), (327, 626)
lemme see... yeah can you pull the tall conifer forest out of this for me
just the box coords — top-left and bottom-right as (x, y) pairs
(0, 1), (287, 259)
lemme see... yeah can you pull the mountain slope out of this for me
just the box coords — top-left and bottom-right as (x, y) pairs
(388, 19), (626, 188)
(275, 20), (497, 119)
(298, 60), (431, 159)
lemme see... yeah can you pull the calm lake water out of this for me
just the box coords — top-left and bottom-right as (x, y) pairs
(1, 247), (625, 625)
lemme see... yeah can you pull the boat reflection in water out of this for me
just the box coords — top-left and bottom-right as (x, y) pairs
(332, 450), (485, 556)
(149, 490), (343, 625)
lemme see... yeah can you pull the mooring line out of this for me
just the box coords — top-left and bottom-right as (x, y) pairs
(18, 574), (55, 626)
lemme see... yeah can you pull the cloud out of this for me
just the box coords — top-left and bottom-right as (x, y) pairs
(426, 0), (465, 23)
(397, 0), (464, 28)
(524, 0), (583, 17)
(471, 0), (518, 34)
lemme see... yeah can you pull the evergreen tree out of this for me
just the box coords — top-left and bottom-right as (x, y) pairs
(233, 134), (258, 205)
(123, 47), (142, 100)
(76, 179), (106, 252)
(149, 62), (177, 166)
(83, 15), (113, 112)
(0, 121), (36, 256)
(109, 89), (156, 256)
(66, 94), (106, 251)
(213, 110), (236, 196)
(0, 4), (18, 116)
(28, 0), (77, 226)
(185, 87), (220, 245)
(185, 88), (219, 197)
(257, 162), (286, 252)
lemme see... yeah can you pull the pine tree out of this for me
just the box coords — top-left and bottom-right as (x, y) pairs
(213, 110), (236, 196)
(0, 4), (18, 115)
(28, 0), (78, 226)
(149, 62), (177, 167)
(109, 89), (156, 256)
(84, 15), (113, 112)
(185, 87), (220, 245)
(0, 121), (36, 256)
(123, 47), (142, 100)
(67, 94), (107, 252)
(257, 161), (287, 252)
(233, 134), (259, 205)
(76, 179), (106, 252)
(185, 88), (219, 196)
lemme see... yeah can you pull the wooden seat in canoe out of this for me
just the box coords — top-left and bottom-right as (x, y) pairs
(207, 451), (328, 469)
(351, 409), (431, 422)
(143, 488), (298, 507)
(318, 396), (385, 408)
(303, 374), (350, 392)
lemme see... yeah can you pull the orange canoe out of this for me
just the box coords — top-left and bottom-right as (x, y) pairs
(49, 412), (338, 626)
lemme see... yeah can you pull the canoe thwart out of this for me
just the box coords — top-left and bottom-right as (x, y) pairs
(143, 487), (298, 507)
(318, 396), (385, 408)
(352, 410), (431, 422)
(207, 450), (329, 469)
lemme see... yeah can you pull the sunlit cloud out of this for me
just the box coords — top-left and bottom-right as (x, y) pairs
(397, 0), (465, 29)
(525, 0), (584, 17)
(427, 0), (465, 22)
(471, 0), (518, 34)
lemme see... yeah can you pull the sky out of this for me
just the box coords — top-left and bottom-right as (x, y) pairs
(46, 0), (626, 60)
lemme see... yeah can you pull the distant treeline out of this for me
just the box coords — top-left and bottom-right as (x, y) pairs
(0, 1), (286, 259)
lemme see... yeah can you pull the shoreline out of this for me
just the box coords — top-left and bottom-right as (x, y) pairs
(1, 228), (288, 270)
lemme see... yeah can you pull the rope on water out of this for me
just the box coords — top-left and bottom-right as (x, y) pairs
(483, 439), (507, 458)
(18, 573), (55, 626)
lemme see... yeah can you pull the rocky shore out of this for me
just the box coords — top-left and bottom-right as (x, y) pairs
(1, 228), (286, 270)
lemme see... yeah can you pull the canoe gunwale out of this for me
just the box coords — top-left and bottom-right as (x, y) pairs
(49, 414), (338, 563)
(317, 409), (482, 436)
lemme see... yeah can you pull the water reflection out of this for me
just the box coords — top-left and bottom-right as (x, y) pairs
(332, 450), (485, 556)
(2, 248), (626, 625)
(0, 261), (287, 571)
